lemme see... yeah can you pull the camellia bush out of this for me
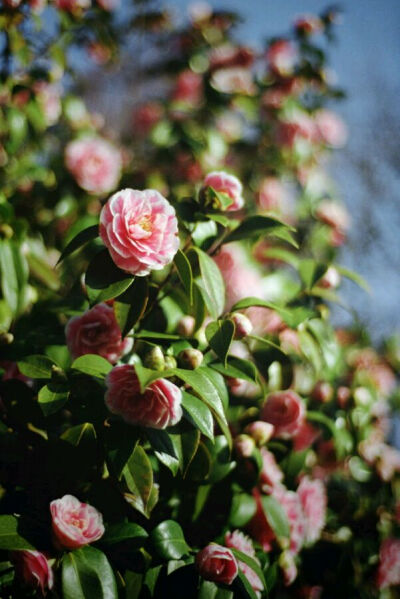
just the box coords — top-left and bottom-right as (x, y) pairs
(1, 1), (400, 598)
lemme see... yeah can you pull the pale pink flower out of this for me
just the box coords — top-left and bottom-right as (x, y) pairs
(29, 0), (47, 13)
(258, 177), (286, 213)
(315, 109), (348, 148)
(50, 495), (104, 550)
(195, 544), (238, 585)
(274, 488), (305, 554)
(277, 112), (316, 148)
(34, 82), (61, 126)
(259, 448), (284, 493)
(297, 477), (327, 545)
(211, 68), (256, 95)
(377, 445), (400, 482)
(225, 530), (263, 596)
(213, 244), (263, 310)
(65, 137), (122, 195)
(376, 538), (400, 589)
(246, 307), (284, 336)
(315, 200), (350, 233)
(65, 303), (132, 363)
(267, 40), (297, 77)
(105, 364), (182, 429)
(99, 188), (179, 276)
(260, 391), (305, 439)
(209, 44), (254, 71)
(203, 171), (244, 211)
(172, 70), (203, 105)
(11, 550), (53, 595)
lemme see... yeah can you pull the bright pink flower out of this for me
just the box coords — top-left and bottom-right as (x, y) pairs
(260, 391), (305, 439)
(99, 188), (179, 276)
(225, 531), (263, 595)
(315, 109), (347, 148)
(267, 40), (297, 77)
(105, 364), (182, 429)
(65, 137), (121, 195)
(195, 544), (238, 585)
(376, 538), (400, 589)
(173, 70), (203, 105)
(11, 550), (53, 595)
(274, 488), (305, 554)
(297, 477), (327, 545)
(292, 421), (320, 451)
(259, 448), (284, 493)
(65, 303), (132, 363)
(203, 171), (244, 211)
(50, 495), (104, 550)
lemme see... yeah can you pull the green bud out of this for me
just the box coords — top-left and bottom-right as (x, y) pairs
(178, 348), (203, 370)
(144, 346), (165, 371)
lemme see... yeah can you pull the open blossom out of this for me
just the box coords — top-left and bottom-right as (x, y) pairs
(315, 199), (350, 233)
(203, 171), (244, 211)
(297, 477), (327, 545)
(11, 550), (53, 595)
(50, 495), (104, 550)
(65, 303), (132, 363)
(275, 488), (305, 554)
(100, 188), (179, 276)
(267, 40), (297, 77)
(195, 544), (238, 585)
(225, 531), (263, 596)
(211, 68), (256, 95)
(105, 364), (182, 429)
(260, 391), (305, 439)
(315, 109), (348, 148)
(65, 137), (122, 195)
(376, 538), (400, 589)
(259, 448), (284, 493)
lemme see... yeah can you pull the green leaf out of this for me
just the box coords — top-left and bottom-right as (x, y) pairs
(133, 363), (173, 393)
(38, 384), (69, 416)
(230, 548), (266, 589)
(233, 570), (260, 599)
(146, 429), (180, 476)
(17, 354), (55, 379)
(336, 265), (370, 292)
(62, 546), (118, 599)
(261, 495), (290, 540)
(114, 277), (148, 337)
(101, 522), (148, 546)
(57, 225), (99, 265)
(61, 422), (97, 446)
(203, 186), (234, 211)
(150, 520), (190, 560)
(230, 297), (281, 312)
(299, 259), (327, 290)
(85, 249), (134, 304)
(71, 354), (112, 378)
(224, 215), (298, 247)
(174, 249), (193, 304)
(182, 391), (214, 440)
(0, 240), (19, 315)
(210, 357), (258, 383)
(169, 429), (201, 476)
(0, 516), (35, 551)
(205, 319), (235, 366)
(229, 494), (257, 528)
(123, 445), (153, 517)
(192, 247), (225, 319)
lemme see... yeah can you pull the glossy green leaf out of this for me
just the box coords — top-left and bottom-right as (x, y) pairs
(229, 493), (257, 528)
(150, 520), (190, 560)
(182, 391), (214, 440)
(114, 277), (148, 336)
(146, 429), (180, 476)
(0, 516), (35, 551)
(169, 429), (201, 476)
(224, 215), (298, 247)
(205, 319), (235, 366)
(299, 259), (327, 290)
(123, 445), (153, 517)
(261, 495), (290, 540)
(85, 249), (134, 304)
(71, 354), (112, 378)
(62, 546), (118, 599)
(38, 384), (69, 416)
(101, 522), (148, 546)
(17, 354), (55, 379)
(174, 249), (193, 304)
(210, 357), (258, 383)
(233, 570), (260, 599)
(57, 225), (99, 265)
(192, 247), (225, 319)
(0, 240), (19, 315)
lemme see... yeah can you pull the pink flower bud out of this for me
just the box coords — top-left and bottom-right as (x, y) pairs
(177, 315), (195, 337)
(244, 421), (274, 446)
(260, 391), (305, 439)
(231, 312), (253, 339)
(105, 364), (182, 428)
(11, 550), (54, 595)
(100, 188), (179, 276)
(178, 348), (204, 370)
(234, 434), (255, 458)
(312, 381), (333, 403)
(195, 544), (238, 585)
(50, 495), (104, 550)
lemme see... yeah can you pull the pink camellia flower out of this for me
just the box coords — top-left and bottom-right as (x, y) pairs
(50, 495), (104, 550)
(214, 244), (263, 310)
(172, 69), (203, 105)
(65, 137), (122, 195)
(274, 488), (305, 554)
(376, 538), (400, 589)
(277, 112), (316, 148)
(100, 188), (179, 276)
(195, 544), (238, 585)
(267, 40), (297, 77)
(54, 0), (90, 11)
(260, 391), (305, 439)
(315, 199), (350, 234)
(105, 364), (182, 429)
(65, 303), (132, 363)
(225, 530), (263, 596)
(34, 82), (61, 126)
(292, 421), (320, 451)
(133, 102), (163, 136)
(209, 44), (254, 71)
(211, 67), (256, 96)
(297, 477), (327, 545)
(259, 448), (284, 494)
(203, 171), (244, 212)
(11, 550), (54, 595)
(258, 177), (286, 213)
(315, 109), (348, 148)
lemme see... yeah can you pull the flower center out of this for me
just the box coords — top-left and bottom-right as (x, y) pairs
(139, 217), (152, 232)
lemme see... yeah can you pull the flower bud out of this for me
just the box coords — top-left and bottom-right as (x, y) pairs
(244, 421), (274, 446)
(144, 346), (165, 371)
(164, 355), (177, 370)
(234, 434), (255, 458)
(178, 348), (204, 370)
(177, 315), (195, 337)
(337, 386), (351, 408)
(231, 312), (253, 339)
(312, 381), (333, 403)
